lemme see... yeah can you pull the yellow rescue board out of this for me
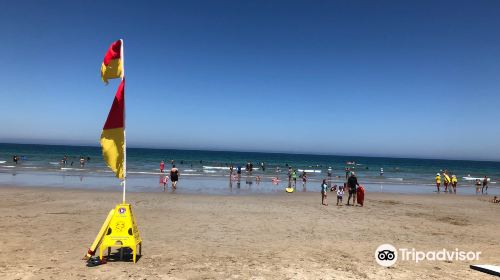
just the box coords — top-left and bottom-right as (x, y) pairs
(285, 187), (294, 193)
(84, 209), (114, 260)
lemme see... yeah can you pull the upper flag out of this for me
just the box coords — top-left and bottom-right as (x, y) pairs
(101, 40), (123, 84)
(100, 79), (125, 179)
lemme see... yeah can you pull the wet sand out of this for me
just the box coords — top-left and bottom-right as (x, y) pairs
(0, 185), (498, 279)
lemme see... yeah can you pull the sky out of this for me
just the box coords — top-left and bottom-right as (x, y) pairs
(0, 0), (499, 161)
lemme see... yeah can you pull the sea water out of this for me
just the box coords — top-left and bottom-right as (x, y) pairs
(0, 143), (499, 195)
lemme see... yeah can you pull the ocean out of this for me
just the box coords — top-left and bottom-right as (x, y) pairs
(0, 143), (499, 195)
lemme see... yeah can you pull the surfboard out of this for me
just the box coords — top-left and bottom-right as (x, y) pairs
(356, 186), (365, 206)
(285, 187), (294, 193)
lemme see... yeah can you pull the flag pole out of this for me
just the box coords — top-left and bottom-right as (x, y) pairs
(121, 38), (127, 204)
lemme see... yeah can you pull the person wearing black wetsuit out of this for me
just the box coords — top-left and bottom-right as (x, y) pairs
(347, 172), (360, 206)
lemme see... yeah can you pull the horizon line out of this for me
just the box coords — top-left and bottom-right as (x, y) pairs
(0, 141), (499, 164)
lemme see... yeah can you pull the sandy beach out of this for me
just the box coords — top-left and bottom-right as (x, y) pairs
(0, 185), (498, 279)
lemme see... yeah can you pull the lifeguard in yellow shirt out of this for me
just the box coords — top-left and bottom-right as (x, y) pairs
(435, 173), (441, 192)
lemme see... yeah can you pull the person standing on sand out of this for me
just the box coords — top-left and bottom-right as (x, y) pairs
(321, 179), (328, 206)
(347, 172), (359, 206)
(451, 175), (458, 194)
(482, 176), (489, 194)
(170, 165), (179, 190)
(337, 185), (344, 206)
(160, 160), (165, 173)
(435, 173), (441, 193)
(443, 171), (451, 192)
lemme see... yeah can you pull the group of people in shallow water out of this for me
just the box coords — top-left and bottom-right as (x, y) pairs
(435, 170), (490, 194)
(159, 160), (179, 191)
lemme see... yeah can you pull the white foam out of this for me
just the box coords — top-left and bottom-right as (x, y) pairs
(49, 162), (60, 165)
(61, 168), (85, 171)
(388, 177), (404, 181)
(202, 166), (258, 171)
(0, 161), (6, 164)
(128, 171), (159, 175)
(183, 169), (197, 172)
(298, 169), (322, 173)
(203, 166), (230, 170)
(462, 176), (491, 182)
(203, 170), (217, 173)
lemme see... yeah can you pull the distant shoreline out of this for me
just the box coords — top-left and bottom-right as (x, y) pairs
(1, 142), (499, 163)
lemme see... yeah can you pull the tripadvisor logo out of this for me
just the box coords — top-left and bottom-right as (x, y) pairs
(375, 244), (481, 267)
(375, 244), (397, 267)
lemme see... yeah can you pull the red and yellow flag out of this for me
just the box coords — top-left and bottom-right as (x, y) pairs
(100, 79), (125, 179)
(101, 40), (123, 84)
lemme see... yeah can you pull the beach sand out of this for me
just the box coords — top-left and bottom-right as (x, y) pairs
(0, 186), (498, 279)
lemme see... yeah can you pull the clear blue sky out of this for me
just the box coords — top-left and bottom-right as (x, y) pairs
(1, 0), (499, 161)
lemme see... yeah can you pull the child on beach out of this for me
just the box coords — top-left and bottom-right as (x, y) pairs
(321, 179), (328, 206)
(162, 175), (169, 191)
(336, 185), (344, 206)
